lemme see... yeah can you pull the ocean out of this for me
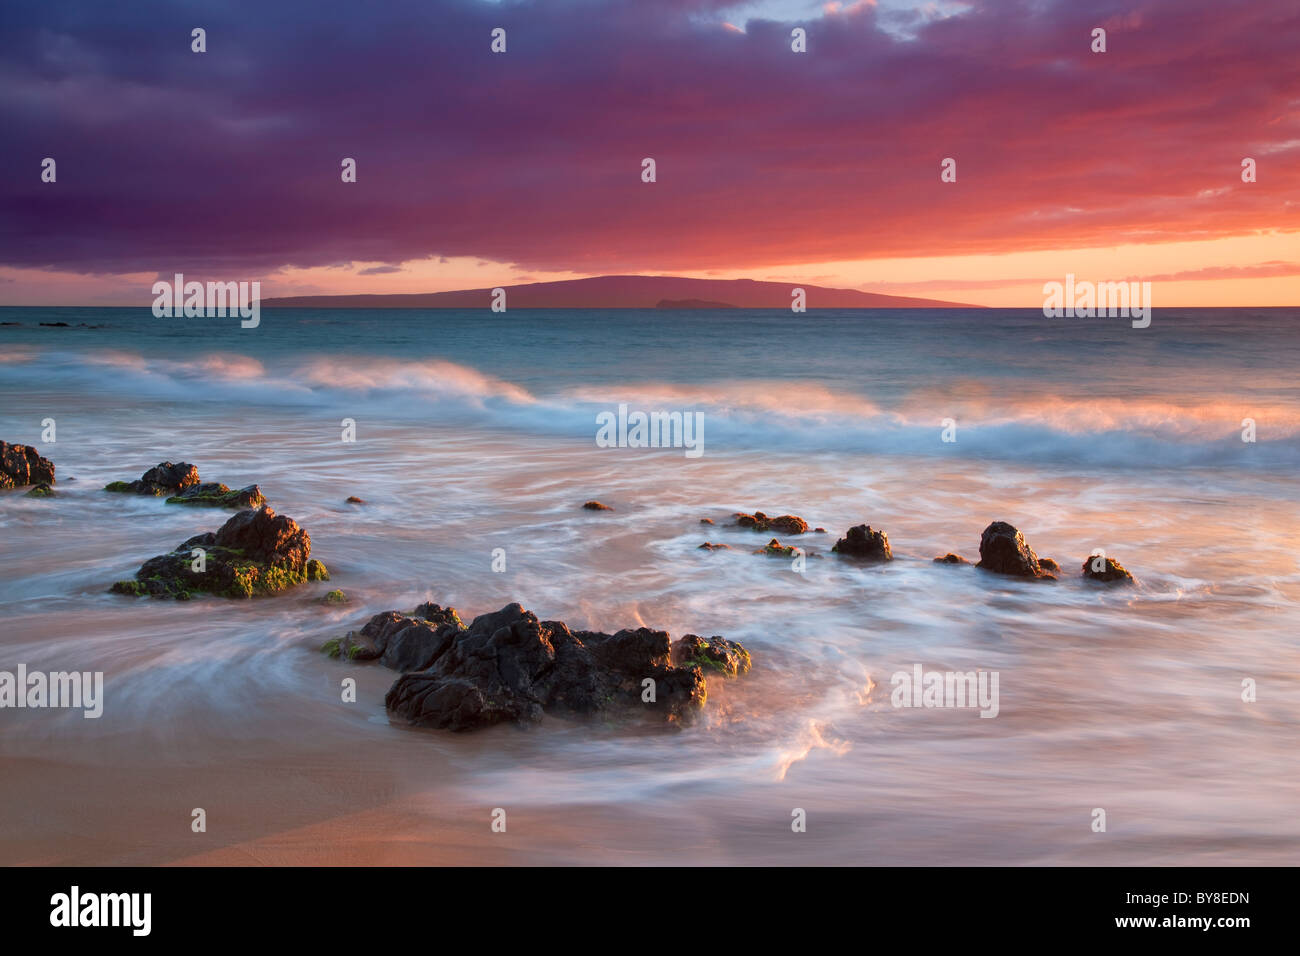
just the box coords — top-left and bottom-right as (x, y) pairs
(1, 305), (1298, 864)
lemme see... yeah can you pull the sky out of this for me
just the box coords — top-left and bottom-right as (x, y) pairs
(1, 0), (1297, 307)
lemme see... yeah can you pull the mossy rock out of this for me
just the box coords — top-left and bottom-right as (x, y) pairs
(673, 634), (752, 678)
(24, 482), (54, 498)
(109, 505), (324, 600)
(323, 589), (347, 605)
(755, 537), (797, 557)
(165, 482), (266, 509)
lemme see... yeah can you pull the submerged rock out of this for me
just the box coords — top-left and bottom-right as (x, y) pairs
(976, 521), (1055, 579)
(345, 495), (364, 504)
(735, 510), (808, 535)
(110, 504), (328, 599)
(329, 602), (751, 732)
(698, 541), (731, 551)
(582, 500), (613, 511)
(832, 524), (893, 561)
(166, 482), (265, 509)
(755, 537), (799, 557)
(24, 482), (55, 498)
(1082, 554), (1136, 585)
(933, 552), (969, 565)
(0, 441), (55, 490)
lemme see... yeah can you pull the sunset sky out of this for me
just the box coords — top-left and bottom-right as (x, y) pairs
(1, 0), (1297, 306)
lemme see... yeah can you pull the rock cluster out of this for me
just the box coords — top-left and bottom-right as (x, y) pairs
(105, 461), (265, 508)
(326, 602), (751, 731)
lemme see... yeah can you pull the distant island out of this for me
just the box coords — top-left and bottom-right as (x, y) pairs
(263, 275), (976, 309)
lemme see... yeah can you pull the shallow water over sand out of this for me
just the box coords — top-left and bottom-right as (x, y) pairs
(2, 308), (1298, 864)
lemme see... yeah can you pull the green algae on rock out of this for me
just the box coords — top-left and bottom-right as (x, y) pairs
(110, 505), (326, 599)
(105, 461), (264, 509)
(165, 482), (266, 509)
(104, 461), (199, 496)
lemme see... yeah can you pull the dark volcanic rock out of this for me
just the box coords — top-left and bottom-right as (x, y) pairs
(411, 602), (465, 629)
(106, 462), (263, 508)
(329, 602), (750, 732)
(1082, 554), (1136, 585)
(105, 461), (199, 496)
(933, 552), (969, 564)
(832, 524), (893, 561)
(0, 441), (55, 490)
(976, 521), (1054, 579)
(735, 510), (808, 535)
(110, 504), (328, 599)
(1037, 557), (1061, 573)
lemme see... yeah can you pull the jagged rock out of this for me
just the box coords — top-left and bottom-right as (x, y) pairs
(976, 521), (1054, 579)
(109, 505), (327, 599)
(832, 525), (893, 561)
(0, 442), (55, 490)
(329, 602), (750, 732)
(735, 510), (808, 535)
(1082, 554), (1136, 585)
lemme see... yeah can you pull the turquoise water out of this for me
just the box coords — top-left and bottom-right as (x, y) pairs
(1, 306), (1298, 864)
